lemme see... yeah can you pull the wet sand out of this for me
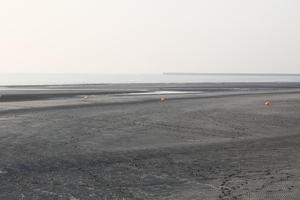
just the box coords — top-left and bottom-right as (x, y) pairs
(0, 83), (300, 199)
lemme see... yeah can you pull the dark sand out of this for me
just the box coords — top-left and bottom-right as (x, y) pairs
(0, 83), (300, 200)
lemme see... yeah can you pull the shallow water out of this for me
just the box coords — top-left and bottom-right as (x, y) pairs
(118, 91), (202, 95)
(1, 73), (300, 86)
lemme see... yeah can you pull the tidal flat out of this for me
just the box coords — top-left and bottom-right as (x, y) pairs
(0, 83), (300, 200)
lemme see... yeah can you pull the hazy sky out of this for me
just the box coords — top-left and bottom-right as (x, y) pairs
(0, 0), (299, 74)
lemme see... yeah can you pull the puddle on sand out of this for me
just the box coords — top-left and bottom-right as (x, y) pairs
(0, 117), (18, 121)
(119, 91), (202, 96)
(0, 169), (8, 174)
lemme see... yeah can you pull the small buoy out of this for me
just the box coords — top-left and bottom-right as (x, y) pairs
(264, 100), (272, 106)
(83, 96), (88, 99)
(160, 97), (166, 102)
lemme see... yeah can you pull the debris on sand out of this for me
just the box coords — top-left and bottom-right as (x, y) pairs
(264, 100), (272, 106)
(160, 98), (166, 102)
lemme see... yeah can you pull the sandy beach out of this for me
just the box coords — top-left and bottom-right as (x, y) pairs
(0, 83), (300, 200)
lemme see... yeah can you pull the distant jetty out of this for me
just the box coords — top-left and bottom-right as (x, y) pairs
(163, 72), (300, 76)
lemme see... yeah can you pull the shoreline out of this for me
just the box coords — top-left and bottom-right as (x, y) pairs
(1, 82), (300, 102)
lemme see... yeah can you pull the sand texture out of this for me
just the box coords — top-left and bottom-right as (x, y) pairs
(0, 83), (300, 200)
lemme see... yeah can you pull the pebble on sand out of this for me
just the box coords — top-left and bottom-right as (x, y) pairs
(70, 196), (80, 200)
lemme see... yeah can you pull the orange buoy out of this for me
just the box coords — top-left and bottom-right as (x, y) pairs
(264, 101), (272, 106)
(160, 98), (166, 102)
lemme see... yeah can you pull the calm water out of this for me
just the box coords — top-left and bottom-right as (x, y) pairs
(0, 73), (300, 86)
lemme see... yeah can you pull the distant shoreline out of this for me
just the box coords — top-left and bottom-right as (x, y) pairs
(163, 72), (300, 76)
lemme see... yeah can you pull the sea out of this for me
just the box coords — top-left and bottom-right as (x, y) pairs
(0, 73), (300, 86)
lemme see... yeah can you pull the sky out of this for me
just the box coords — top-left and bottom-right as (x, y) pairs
(0, 0), (299, 74)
